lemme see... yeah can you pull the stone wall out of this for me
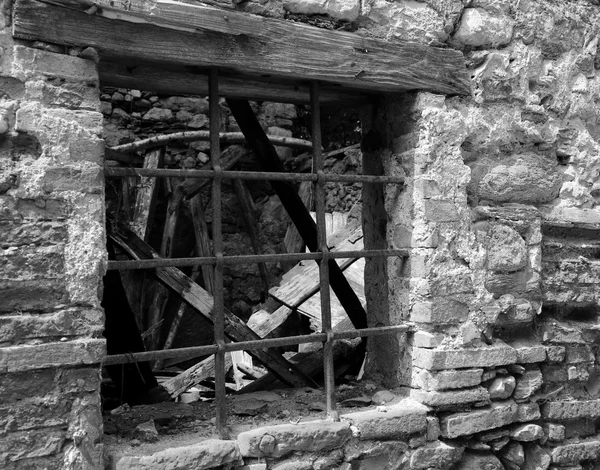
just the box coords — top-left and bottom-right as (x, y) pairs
(0, 0), (106, 467)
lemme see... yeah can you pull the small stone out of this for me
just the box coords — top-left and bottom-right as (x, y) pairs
(460, 321), (482, 347)
(134, 419), (159, 443)
(524, 443), (550, 470)
(372, 390), (395, 405)
(188, 114), (209, 129)
(453, 8), (514, 48)
(513, 368), (543, 401)
(510, 424), (544, 442)
(143, 107), (174, 122)
(258, 435), (276, 454)
(426, 416), (440, 441)
(455, 451), (504, 470)
(490, 437), (509, 451)
(487, 376), (516, 399)
(499, 441), (524, 470)
(543, 423), (565, 442)
(409, 441), (464, 470)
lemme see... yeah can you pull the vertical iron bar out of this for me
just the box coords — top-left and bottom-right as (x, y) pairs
(210, 68), (227, 438)
(311, 82), (337, 420)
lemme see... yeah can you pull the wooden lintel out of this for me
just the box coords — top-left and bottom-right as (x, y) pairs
(13, 0), (471, 96)
(99, 61), (370, 105)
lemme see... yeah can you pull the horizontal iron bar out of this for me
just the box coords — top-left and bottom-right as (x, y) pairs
(107, 249), (409, 270)
(105, 167), (405, 185)
(101, 324), (414, 366)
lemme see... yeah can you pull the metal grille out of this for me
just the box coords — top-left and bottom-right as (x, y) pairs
(104, 71), (407, 437)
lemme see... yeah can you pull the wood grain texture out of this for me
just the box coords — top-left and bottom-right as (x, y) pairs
(13, 0), (470, 95)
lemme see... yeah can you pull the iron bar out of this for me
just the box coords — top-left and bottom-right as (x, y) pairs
(311, 83), (337, 420)
(101, 324), (414, 366)
(105, 167), (404, 185)
(209, 69), (228, 439)
(106, 249), (409, 270)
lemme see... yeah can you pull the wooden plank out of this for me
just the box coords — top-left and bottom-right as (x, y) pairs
(300, 258), (366, 331)
(108, 221), (318, 389)
(131, 148), (164, 241)
(99, 61), (369, 105)
(270, 224), (364, 308)
(283, 181), (312, 259)
(162, 354), (233, 397)
(189, 195), (215, 295)
(13, 0), (470, 95)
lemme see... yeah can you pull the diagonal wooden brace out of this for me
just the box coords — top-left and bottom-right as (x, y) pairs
(108, 220), (318, 389)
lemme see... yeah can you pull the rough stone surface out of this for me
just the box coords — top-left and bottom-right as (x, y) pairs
(409, 441), (464, 469)
(541, 400), (600, 420)
(550, 439), (600, 465)
(283, 0), (359, 21)
(523, 444), (550, 470)
(455, 451), (504, 470)
(413, 342), (517, 370)
(412, 368), (483, 391)
(116, 439), (241, 470)
(510, 424), (544, 442)
(410, 387), (489, 408)
(441, 401), (540, 438)
(487, 376), (516, 400)
(452, 8), (514, 47)
(236, 421), (351, 458)
(341, 399), (428, 441)
(513, 368), (543, 401)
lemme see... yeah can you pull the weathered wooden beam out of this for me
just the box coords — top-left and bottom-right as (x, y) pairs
(108, 221), (318, 389)
(13, 0), (470, 96)
(99, 61), (369, 106)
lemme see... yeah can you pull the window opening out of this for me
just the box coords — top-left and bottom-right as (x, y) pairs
(103, 69), (408, 438)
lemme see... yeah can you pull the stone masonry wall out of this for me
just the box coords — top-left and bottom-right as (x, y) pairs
(0, 0), (106, 468)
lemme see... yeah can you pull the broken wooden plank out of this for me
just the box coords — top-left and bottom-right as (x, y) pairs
(189, 195), (215, 295)
(99, 61), (370, 105)
(232, 178), (270, 295)
(108, 221), (318, 389)
(228, 98), (369, 330)
(270, 224), (364, 309)
(283, 181), (312, 263)
(13, 0), (470, 95)
(162, 354), (233, 397)
(106, 131), (313, 158)
(131, 149), (164, 241)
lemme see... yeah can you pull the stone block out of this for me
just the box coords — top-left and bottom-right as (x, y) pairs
(426, 416), (440, 441)
(413, 341), (516, 370)
(116, 439), (242, 470)
(411, 299), (469, 324)
(0, 339), (106, 372)
(410, 387), (489, 408)
(341, 399), (427, 441)
(485, 270), (540, 298)
(455, 450), (504, 470)
(41, 165), (103, 194)
(510, 424), (544, 442)
(486, 224), (528, 273)
(550, 439), (600, 465)
(0, 219), (67, 248)
(0, 308), (104, 345)
(453, 8), (513, 47)
(25, 79), (100, 112)
(542, 365), (567, 383)
(11, 46), (99, 85)
(236, 421), (351, 458)
(413, 330), (444, 348)
(543, 423), (565, 442)
(0, 244), (64, 281)
(412, 368), (484, 391)
(513, 368), (543, 401)
(0, 279), (68, 313)
(343, 440), (408, 462)
(565, 345), (594, 364)
(487, 375), (516, 400)
(0, 428), (65, 462)
(440, 400), (540, 438)
(508, 341), (547, 363)
(541, 400), (600, 420)
(409, 441), (464, 470)
(524, 444), (550, 470)
(422, 200), (460, 222)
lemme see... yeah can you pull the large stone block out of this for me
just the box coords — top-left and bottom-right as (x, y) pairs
(341, 399), (428, 441)
(116, 439), (242, 470)
(41, 165), (103, 194)
(0, 219), (67, 248)
(0, 308), (104, 345)
(0, 339), (106, 372)
(237, 421), (351, 458)
(550, 439), (600, 465)
(410, 441), (464, 470)
(440, 401), (540, 438)
(0, 279), (68, 313)
(0, 244), (64, 281)
(0, 428), (65, 463)
(412, 368), (484, 391)
(411, 299), (469, 324)
(413, 341), (516, 370)
(11, 46), (98, 85)
(541, 399), (600, 420)
(25, 79), (100, 112)
(486, 224), (527, 273)
(410, 386), (489, 408)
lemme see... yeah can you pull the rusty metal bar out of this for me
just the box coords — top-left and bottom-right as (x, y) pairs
(208, 69), (227, 439)
(102, 324), (414, 366)
(105, 167), (404, 185)
(311, 83), (337, 421)
(106, 249), (409, 270)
